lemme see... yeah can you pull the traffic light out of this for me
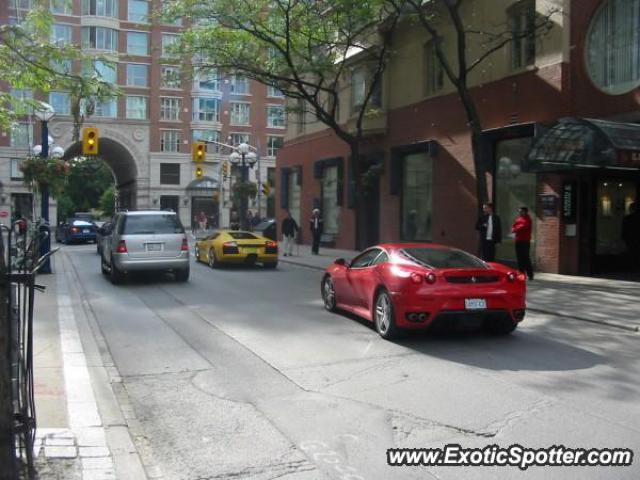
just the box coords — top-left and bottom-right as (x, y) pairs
(82, 127), (99, 155)
(192, 141), (206, 163)
(261, 182), (271, 197)
(222, 161), (229, 179)
(195, 165), (204, 179)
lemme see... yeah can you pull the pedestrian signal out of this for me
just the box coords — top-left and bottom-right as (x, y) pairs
(192, 141), (206, 163)
(82, 127), (99, 155)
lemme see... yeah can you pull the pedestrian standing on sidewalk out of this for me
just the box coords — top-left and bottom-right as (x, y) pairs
(511, 206), (534, 280)
(475, 202), (502, 262)
(281, 210), (299, 257)
(310, 208), (323, 255)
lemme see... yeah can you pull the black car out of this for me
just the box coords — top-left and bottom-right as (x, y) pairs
(254, 218), (276, 241)
(55, 218), (97, 244)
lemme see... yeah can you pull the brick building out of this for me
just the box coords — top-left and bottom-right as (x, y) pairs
(277, 0), (640, 277)
(0, 0), (286, 229)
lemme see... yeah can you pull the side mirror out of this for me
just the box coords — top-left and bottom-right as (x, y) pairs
(334, 258), (347, 266)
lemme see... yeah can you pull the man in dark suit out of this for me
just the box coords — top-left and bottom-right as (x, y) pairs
(475, 202), (502, 262)
(309, 208), (323, 255)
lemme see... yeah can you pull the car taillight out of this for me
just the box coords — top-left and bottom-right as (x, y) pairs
(410, 272), (423, 284)
(425, 272), (437, 284)
(116, 240), (127, 253)
(507, 271), (526, 282)
(181, 238), (189, 251)
(70, 227), (79, 233)
(223, 241), (238, 248)
(266, 241), (277, 248)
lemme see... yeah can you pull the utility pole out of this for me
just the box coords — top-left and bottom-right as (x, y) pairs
(0, 230), (15, 478)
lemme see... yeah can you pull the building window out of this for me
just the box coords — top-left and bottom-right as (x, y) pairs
(126, 64), (148, 87)
(10, 89), (32, 115)
(94, 97), (117, 117)
(267, 105), (285, 128)
(508, 0), (536, 70)
(230, 75), (250, 95)
(51, 0), (72, 14)
(194, 68), (219, 92)
(161, 0), (182, 25)
(126, 96), (147, 119)
(229, 133), (250, 147)
(11, 124), (32, 148)
(266, 167), (276, 217)
(82, 26), (118, 51)
(82, 0), (118, 17)
(160, 131), (181, 153)
(160, 163), (181, 183)
(11, 158), (25, 180)
(160, 195), (180, 212)
(127, 31), (148, 55)
(162, 34), (179, 57)
(230, 102), (250, 125)
(192, 97), (220, 122)
(161, 65), (181, 88)
(128, 0), (148, 22)
(192, 129), (220, 152)
(82, 59), (117, 84)
(51, 58), (73, 75)
(51, 24), (72, 45)
(402, 152), (433, 241)
(587, 0), (640, 95)
(267, 136), (284, 157)
(495, 137), (536, 261)
(160, 97), (181, 120)
(424, 40), (444, 94)
(267, 85), (284, 97)
(351, 66), (381, 111)
(296, 99), (305, 134)
(49, 91), (71, 115)
(322, 166), (339, 235)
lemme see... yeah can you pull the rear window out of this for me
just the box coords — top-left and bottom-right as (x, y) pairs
(120, 214), (185, 235)
(401, 248), (486, 269)
(227, 232), (258, 240)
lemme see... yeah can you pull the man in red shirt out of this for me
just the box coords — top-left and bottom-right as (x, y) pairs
(511, 206), (534, 280)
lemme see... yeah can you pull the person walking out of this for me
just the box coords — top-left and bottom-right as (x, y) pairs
(475, 202), (502, 262)
(281, 210), (299, 257)
(511, 206), (534, 280)
(309, 208), (323, 255)
(198, 210), (207, 232)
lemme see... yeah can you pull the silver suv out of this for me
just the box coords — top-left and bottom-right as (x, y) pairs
(100, 210), (190, 284)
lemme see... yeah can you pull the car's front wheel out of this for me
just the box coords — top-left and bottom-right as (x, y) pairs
(321, 275), (337, 312)
(374, 289), (400, 340)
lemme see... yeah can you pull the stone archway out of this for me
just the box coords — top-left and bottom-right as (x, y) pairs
(50, 121), (150, 210)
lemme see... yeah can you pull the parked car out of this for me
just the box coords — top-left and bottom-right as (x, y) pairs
(96, 221), (114, 255)
(253, 218), (277, 241)
(100, 210), (190, 284)
(195, 230), (278, 269)
(56, 218), (97, 244)
(321, 243), (527, 340)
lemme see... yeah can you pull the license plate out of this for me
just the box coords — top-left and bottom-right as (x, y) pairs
(465, 298), (487, 310)
(83, 229), (90, 233)
(243, 248), (257, 254)
(146, 243), (162, 252)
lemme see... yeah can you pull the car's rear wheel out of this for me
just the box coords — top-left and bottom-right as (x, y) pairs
(110, 259), (125, 285)
(208, 248), (219, 268)
(321, 275), (337, 312)
(263, 262), (278, 269)
(485, 317), (518, 335)
(175, 268), (190, 282)
(374, 290), (400, 340)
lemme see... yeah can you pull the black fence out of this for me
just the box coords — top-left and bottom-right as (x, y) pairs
(1, 221), (56, 479)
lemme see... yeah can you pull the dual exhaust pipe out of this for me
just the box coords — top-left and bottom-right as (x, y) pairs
(407, 312), (428, 322)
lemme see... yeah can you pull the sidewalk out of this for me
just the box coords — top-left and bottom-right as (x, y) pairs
(279, 244), (640, 333)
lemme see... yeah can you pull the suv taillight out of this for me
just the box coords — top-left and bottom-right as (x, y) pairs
(181, 238), (189, 251)
(116, 240), (127, 253)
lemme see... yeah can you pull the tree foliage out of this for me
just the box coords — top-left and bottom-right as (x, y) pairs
(55, 159), (114, 221)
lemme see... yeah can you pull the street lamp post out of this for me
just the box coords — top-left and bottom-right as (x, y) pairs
(229, 142), (257, 231)
(33, 103), (63, 274)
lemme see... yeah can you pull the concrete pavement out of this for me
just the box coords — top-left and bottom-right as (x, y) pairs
(279, 244), (640, 332)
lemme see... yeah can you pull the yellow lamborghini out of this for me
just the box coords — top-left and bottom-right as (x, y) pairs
(195, 230), (278, 269)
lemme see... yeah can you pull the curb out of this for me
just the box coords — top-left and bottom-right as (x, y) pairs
(281, 258), (640, 333)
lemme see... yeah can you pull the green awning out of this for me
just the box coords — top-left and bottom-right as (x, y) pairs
(526, 118), (640, 171)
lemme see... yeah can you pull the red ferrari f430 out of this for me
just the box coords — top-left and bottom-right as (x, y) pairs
(321, 243), (527, 339)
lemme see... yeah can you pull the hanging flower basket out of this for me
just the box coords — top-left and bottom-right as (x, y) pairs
(20, 155), (71, 195)
(232, 181), (258, 201)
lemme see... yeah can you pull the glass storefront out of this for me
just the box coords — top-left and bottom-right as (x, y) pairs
(322, 166), (339, 235)
(288, 169), (301, 231)
(402, 152), (433, 241)
(495, 137), (537, 262)
(596, 180), (637, 255)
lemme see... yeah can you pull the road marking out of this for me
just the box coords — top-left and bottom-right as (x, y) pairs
(55, 273), (115, 479)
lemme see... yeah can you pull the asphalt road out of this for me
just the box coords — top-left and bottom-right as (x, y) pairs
(62, 244), (640, 480)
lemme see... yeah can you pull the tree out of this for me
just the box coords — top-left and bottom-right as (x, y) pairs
(388, 0), (559, 207)
(56, 160), (115, 220)
(169, 0), (404, 248)
(99, 186), (116, 218)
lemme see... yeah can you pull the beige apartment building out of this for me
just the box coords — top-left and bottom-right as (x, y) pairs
(0, 0), (286, 228)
